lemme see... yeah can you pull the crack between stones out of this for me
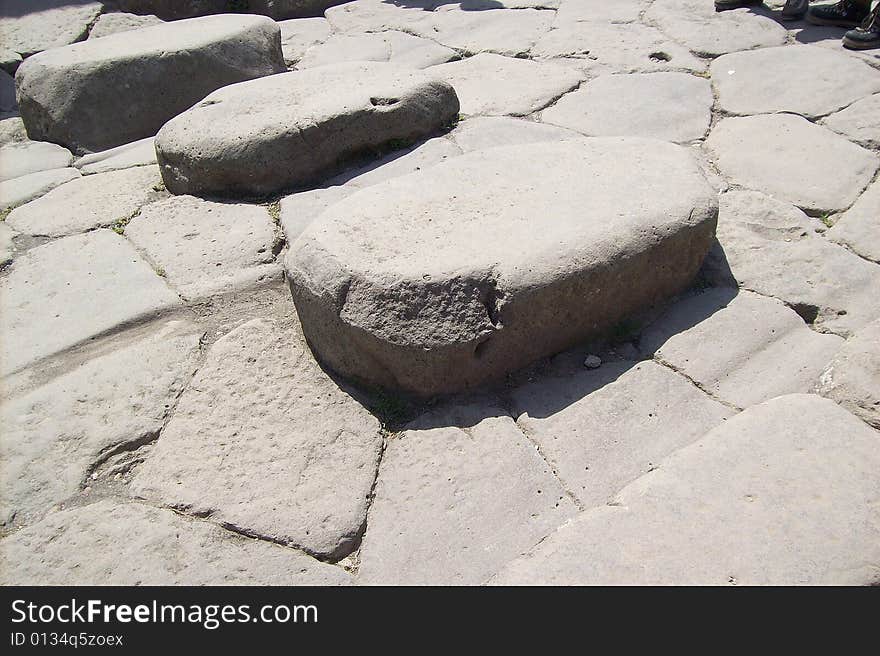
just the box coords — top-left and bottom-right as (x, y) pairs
(651, 356), (744, 413)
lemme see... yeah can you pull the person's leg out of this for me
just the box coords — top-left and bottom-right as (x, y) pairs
(807, 0), (871, 27)
(843, 1), (880, 47)
(714, 0), (762, 11)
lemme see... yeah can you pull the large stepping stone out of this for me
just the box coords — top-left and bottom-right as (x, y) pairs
(297, 30), (456, 70)
(493, 394), (880, 585)
(357, 402), (577, 585)
(0, 230), (179, 376)
(0, 140), (73, 181)
(130, 318), (384, 561)
(0, 0), (103, 58)
(711, 45), (880, 118)
(511, 360), (733, 509)
(285, 138), (717, 397)
(155, 62), (459, 197)
(705, 114), (878, 213)
(640, 289), (843, 409)
(828, 178), (880, 263)
(15, 14), (286, 154)
(1, 500), (351, 585)
(0, 166), (80, 209)
(817, 319), (880, 430)
(823, 92), (880, 149)
(0, 321), (201, 529)
(542, 72), (712, 143)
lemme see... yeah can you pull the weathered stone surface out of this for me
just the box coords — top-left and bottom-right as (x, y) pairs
(828, 179), (880, 264)
(0, 230), (179, 376)
(0, 321), (202, 528)
(125, 196), (280, 299)
(115, 0), (348, 20)
(817, 319), (880, 429)
(329, 136), (462, 189)
(0, 140), (72, 181)
(358, 403), (576, 585)
(424, 7), (554, 57)
(823, 93), (880, 149)
(325, 0), (435, 34)
(0, 220), (14, 265)
(705, 190), (880, 336)
(711, 45), (880, 118)
(130, 318), (383, 561)
(556, 0), (646, 23)
(645, 0), (788, 57)
(640, 289), (843, 408)
(705, 114), (878, 213)
(542, 72), (712, 143)
(0, 115), (26, 146)
(156, 62), (459, 197)
(87, 12), (164, 40)
(449, 116), (580, 152)
(6, 165), (161, 237)
(285, 138), (717, 396)
(0, 167), (80, 209)
(1, 500), (352, 585)
(493, 394), (880, 585)
(15, 14), (286, 154)
(428, 53), (582, 117)
(298, 30), (457, 69)
(512, 360), (733, 508)
(279, 17), (330, 66)
(74, 137), (157, 175)
(0, 0), (103, 58)
(280, 186), (353, 245)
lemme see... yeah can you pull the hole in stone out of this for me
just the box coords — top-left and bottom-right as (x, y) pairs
(790, 302), (820, 324)
(370, 96), (399, 106)
(649, 51), (671, 62)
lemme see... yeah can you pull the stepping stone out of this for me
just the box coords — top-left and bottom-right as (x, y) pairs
(823, 93), (880, 149)
(87, 12), (164, 39)
(828, 179), (880, 263)
(0, 141), (72, 181)
(428, 53), (582, 117)
(645, 0), (788, 57)
(704, 190), (880, 336)
(0, 116), (27, 147)
(297, 31), (457, 70)
(357, 402), (577, 585)
(15, 14), (286, 154)
(74, 137), (157, 175)
(285, 138), (717, 397)
(493, 394), (880, 585)
(279, 17), (331, 66)
(0, 321), (201, 528)
(125, 196), (280, 300)
(155, 62), (459, 197)
(511, 360), (733, 508)
(449, 116), (580, 152)
(1, 500), (351, 586)
(130, 318), (384, 561)
(424, 7), (554, 57)
(705, 114), (878, 213)
(711, 45), (880, 118)
(0, 0), (102, 58)
(542, 72), (712, 143)
(0, 167), (80, 210)
(817, 319), (880, 430)
(640, 289), (843, 408)
(0, 230), (179, 376)
(6, 165), (162, 237)
(556, 0), (647, 24)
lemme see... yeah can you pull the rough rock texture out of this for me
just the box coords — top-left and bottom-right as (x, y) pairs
(0, 230), (179, 376)
(640, 289), (843, 408)
(0, 140), (73, 181)
(705, 114), (878, 213)
(428, 53), (582, 117)
(493, 395), (880, 585)
(155, 62), (459, 197)
(358, 403), (576, 585)
(325, 0), (435, 34)
(1, 500), (352, 585)
(823, 93), (880, 149)
(817, 319), (880, 429)
(0, 0), (103, 58)
(279, 16), (331, 66)
(6, 165), (162, 237)
(74, 137), (157, 175)
(511, 360), (733, 508)
(285, 138), (717, 396)
(0, 166), (80, 209)
(0, 115), (27, 146)
(125, 196), (280, 299)
(542, 72), (712, 143)
(705, 190), (880, 336)
(711, 45), (880, 118)
(828, 179), (880, 263)
(297, 31), (456, 70)
(130, 318), (384, 561)
(15, 14), (286, 154)
(87, 12), (164, 40)
(449, 116), (580, 152)
(115, 0), (348, 21)
(0, 321), (202, 528)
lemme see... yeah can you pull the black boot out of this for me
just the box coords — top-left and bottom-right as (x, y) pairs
(807, 0), (871, 27)
(844, 2), (880, 48)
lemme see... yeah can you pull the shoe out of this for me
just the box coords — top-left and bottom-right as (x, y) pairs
(844, 2), (880, 48)
(781, 0), (810, 20)
(715, 0), (763, 11)
(806, 0), (870, 27)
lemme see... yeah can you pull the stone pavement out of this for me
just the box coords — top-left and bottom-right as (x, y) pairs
(1, 0), (878, 586)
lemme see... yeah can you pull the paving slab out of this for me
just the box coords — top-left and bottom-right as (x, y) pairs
(325, 0), (436, 34)
(87, 12), (164, 39)
(828, 178), (880, 263)
(130, 318), (384, 561)
(0, 229), (179, 376)
(493, 394), (880, 585)
(817, 318), (880, 430)
(279, 16), (332, 66)
(1, 500), (352, 585)
(0, 321), (202, 528)
(423, 7), (554, 57)
(280, 186), (354, 245)
(74, 137), (157, 175)
(449, 116), (580, 152)
(298, 30), (457, 69)
(0, 0), (102, 58)
(0, 141), (73, 181)
(0, 167), (80, 209)
(357, 403), (577, 585)
(555, 0), (647, 24)
(705, 114), (878, 213)
(823, 93), (880, 149)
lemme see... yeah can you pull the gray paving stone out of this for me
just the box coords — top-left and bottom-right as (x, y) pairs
(279, 16), (331, 66)
(555, 0), (647, 24)
(130, 318), (384, 561)
(823, 92), (880, 149)
(449, 116), (581, 152)
(325, 0), (435, 34)
(0, 167), (81, 210)
(0, 229), (179, 376)
(423, 6), (554, 57)
(0, 141), (73, 181)
(298, 30), (456, 69)
(493, 394), (880, 585)
(75, 137), (157, 175)
(828, 178), (880, 263)
(0, 0), (103, 57)
(280, 186), (354, 245)
(817, 318), (880, 430)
